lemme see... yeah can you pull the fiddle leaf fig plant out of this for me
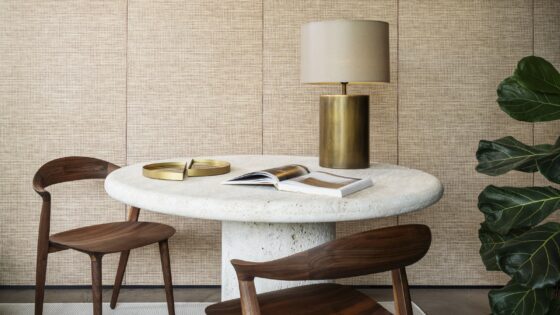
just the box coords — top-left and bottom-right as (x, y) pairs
(476, 56), (560, 315)
(497, 57), (560, 122)
(489, 281), (553, 315)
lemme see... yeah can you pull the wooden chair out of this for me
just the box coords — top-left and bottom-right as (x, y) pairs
(206, 224), (431, 315)
(33, 156), (176, 315)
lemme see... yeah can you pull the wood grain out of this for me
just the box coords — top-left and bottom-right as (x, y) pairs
(392, 268), (413, 315)
(159, 240), (176, 315)
(111, 206), (141, 309)
(90, 254), (103, 315)
(231, 224), (431, 281)
(206, 283), (392, 315)
(49, 222), (175, 254)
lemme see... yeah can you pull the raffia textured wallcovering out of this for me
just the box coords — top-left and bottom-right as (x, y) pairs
(0, 0), (558, 286)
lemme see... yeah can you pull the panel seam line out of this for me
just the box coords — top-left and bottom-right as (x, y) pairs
(396, 0), (400, 226)
(261, 0), (264, 155)
(123, 0), (130, 285)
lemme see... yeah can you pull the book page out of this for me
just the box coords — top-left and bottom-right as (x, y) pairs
(222, 171), (277, 185)
(278, 171), (372, 197)
(261, 164), (309, 181)
(291, 171), (358, 188)
(222, 164), (309, 185)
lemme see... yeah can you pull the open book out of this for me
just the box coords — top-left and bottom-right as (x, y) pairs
(222, 164), (373, 197)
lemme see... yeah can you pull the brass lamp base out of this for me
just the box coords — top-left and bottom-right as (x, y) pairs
(319, 95), (369, 169)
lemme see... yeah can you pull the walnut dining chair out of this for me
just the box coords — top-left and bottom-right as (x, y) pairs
(206, 224), (431, 315)
(33, 156), (176, 315)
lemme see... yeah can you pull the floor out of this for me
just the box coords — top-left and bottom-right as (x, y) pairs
(0, 286), (491, 315)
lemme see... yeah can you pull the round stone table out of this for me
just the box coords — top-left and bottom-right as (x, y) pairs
(104, 155), (443, 301)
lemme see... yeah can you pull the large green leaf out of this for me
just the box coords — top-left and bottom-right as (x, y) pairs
(514, 56), (560, 94)
(537, 142), (560, 184)
(489, 281), (552, 315)
(497, 222), (560, 289)
(476, 136), (551, 175)
(548, 298), (560, 315)
(479, 224), (528, 271)
(476, 136), (560, 184)
(497, 77), (560, 122)
(478, 185), (560, 235)
(497, 56), (560, 122)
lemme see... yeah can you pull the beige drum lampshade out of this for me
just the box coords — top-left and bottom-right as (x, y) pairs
(300, 20), (390, 84)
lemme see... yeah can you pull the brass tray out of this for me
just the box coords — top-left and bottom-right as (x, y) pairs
(142, 159), (230, 180)
(142, 162), (187, 181)
(187, 159), (230, 177)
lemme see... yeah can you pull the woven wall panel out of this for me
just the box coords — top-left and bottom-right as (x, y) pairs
(0, 1), (127, 284)
(262, 0), (398, 285)
(534, 0), (560, 87)
(397, 0), (534, 285)
(125, 0), (262, 285)
(1, 0), (557, 287)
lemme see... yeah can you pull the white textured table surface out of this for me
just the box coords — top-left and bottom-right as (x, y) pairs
(105, 155), (443, 223)
(105, 155), (443, 301)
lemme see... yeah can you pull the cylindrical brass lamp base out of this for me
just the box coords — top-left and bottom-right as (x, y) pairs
(319, 95), (369, 169)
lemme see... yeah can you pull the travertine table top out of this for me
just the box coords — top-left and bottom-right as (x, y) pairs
(105, 155), (444, 223)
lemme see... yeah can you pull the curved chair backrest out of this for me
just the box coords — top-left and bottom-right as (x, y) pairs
(232, 224), (431, 281)
(33, 156), (121, 257)
(33, 156), (119, 198)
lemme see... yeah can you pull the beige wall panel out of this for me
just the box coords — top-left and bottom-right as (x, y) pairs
(263, 0), (398, 285)
(0, 1), (127, 284)
(126, 0), (262, 285)
(534, 0), (560, 92)
(1, 0), (555, 288)
(398, 0), (534, 285)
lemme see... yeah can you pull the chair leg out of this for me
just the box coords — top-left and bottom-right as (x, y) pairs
(90, 254), (103, 315)
(238, 279), (261, 315)
(34, 251), (48, 315)
(391, 268), (413, 315)
(159, 240), (175, 315)
(110, 250), (130, 309)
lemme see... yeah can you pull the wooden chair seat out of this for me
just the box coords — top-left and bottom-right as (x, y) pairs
(205, 283), (391, 315)
(49, 221), (176, 254)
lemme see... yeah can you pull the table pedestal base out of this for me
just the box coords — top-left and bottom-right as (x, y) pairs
(221, 221), (335, 301)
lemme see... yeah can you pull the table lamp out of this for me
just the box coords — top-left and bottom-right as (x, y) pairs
(301, 20), (389, 169)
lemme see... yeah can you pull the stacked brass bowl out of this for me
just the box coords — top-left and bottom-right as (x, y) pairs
(142, 159), (230, 181)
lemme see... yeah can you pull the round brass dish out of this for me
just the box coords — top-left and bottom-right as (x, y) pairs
(142, 162), (187, 181)
(142, 159), (230, 180)
(187, 159), (230, 177)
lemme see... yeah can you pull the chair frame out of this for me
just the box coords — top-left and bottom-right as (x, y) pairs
(33, 156), (175, 315)
(229, 224), (431, 315)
